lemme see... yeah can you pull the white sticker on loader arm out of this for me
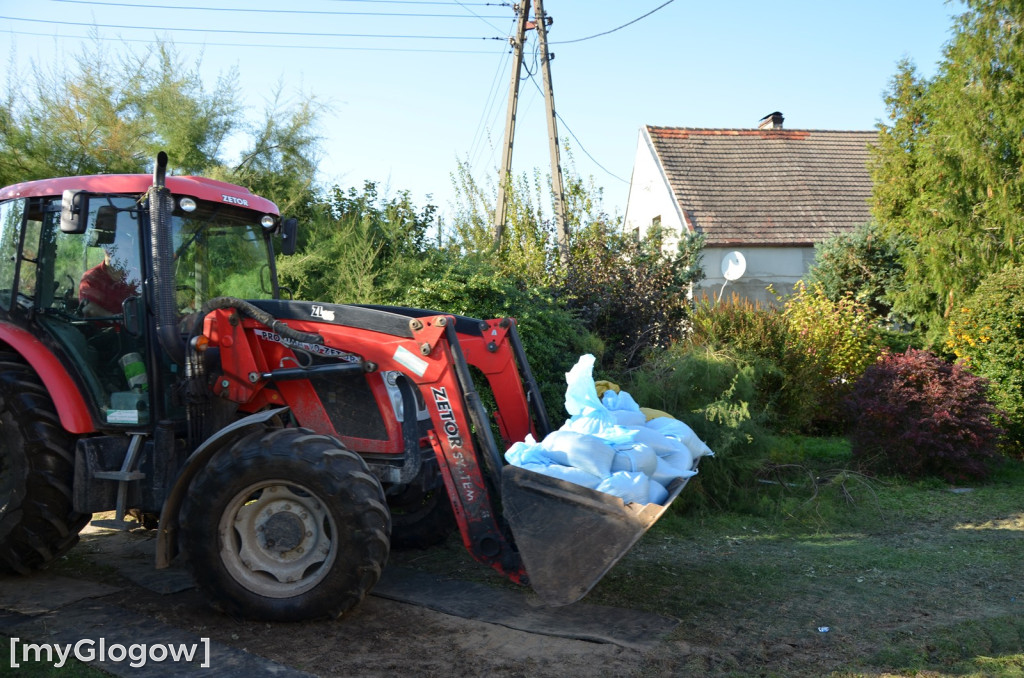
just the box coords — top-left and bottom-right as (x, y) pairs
(393, 345), (429, 377)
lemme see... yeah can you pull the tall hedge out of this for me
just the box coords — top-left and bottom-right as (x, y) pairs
(395, 257), (594, 426)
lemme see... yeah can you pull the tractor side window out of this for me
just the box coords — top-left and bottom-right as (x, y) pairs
(51, 228), (89, 313)
(16, 216), (41, 305)
(0, 199), (25, 309)
(40, 196), (149, 423)
(77, 199), (142, 317)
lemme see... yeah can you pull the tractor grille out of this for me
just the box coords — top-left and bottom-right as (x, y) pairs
(309, 373), (388, 440)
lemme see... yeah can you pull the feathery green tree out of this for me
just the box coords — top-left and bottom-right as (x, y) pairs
(871, 1), (1024, 345)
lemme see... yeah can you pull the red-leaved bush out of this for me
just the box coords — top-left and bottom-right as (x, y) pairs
(844, 349), (1005, 482)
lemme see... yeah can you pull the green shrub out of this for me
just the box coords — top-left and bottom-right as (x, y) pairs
(688, 292), (788, 360)
(687, 293), (808, 430)
(686, 290), (881, 433)
(625, 345), (771, 514)
(805, 221), (909, 321)
(277, 182), (437, 305)
(946, 266), (1024, 453)
(844, 349), (1005, 482)
(783, 281), (885, 430)
(558, 225), (704, 371)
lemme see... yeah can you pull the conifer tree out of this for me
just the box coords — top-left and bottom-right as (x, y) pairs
(871, 0), (1024, 344)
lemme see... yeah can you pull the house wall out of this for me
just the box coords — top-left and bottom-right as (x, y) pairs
(696, 246), (816, 306)
(623, 130), (686, 242)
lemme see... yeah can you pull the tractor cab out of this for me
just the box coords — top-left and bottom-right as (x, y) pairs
(0, 173), (286, 428)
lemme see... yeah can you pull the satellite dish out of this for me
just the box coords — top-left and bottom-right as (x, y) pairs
(721, 251), (747, 281)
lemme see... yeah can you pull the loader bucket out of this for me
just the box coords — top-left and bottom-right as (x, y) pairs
(500, 464), (691, 606)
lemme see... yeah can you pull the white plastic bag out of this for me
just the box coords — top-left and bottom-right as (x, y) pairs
(564, 354), (612, 423)
(610, 444), (658, 476)
(517, 462), (603, 489)
(504, 354), (713, 506)
(538, 430), (616, 479)
(596, 471), (651, 505)
(647, 417), (714, 459)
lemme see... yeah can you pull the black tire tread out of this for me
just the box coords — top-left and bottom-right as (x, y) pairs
(388, 483), (455, 550)
(0, 351), (90, 574)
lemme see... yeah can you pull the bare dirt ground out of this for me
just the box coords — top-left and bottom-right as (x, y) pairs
(32, 522), (684, 678)
(4, 510), (1023, 677)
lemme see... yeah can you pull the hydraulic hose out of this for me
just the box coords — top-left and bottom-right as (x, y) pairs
(200, 297), (324, 346)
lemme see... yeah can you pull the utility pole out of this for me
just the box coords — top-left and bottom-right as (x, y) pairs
(493, 3), (530, 248)
(532, 0), (569, 260)
(493, 1), (569, 258)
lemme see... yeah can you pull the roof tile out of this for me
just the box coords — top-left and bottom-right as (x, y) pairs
(647, 126), (876, 246)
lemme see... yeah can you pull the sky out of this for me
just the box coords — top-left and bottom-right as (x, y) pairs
(0, 0), (960, 222)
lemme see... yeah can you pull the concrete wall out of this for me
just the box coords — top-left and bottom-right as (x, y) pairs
(695, 246), (816, 307)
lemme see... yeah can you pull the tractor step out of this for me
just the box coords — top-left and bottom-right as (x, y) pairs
(90, 517), (137, 531)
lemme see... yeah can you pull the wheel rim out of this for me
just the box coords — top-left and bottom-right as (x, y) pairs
(218, 480), (339, 598)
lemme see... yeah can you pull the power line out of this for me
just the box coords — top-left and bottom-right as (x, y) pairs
(0, 16), (504, 41)
(51, 0), (508, 19)
(0, 28), (502, 53)
(468, 40), (514, 171)
(525, 71), (628, 184)
(452, 0), (509, 34)
(552, 0), (675, 45)
(321, 0), (505, 5)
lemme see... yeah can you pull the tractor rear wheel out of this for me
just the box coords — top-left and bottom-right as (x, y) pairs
(0, 353), (90, 573)
(180, 427), (391, 621)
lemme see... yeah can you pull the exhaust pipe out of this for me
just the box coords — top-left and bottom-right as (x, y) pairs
(148, 151), (185, 365)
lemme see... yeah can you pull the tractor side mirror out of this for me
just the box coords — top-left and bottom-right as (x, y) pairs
(280, 217), (298, 256)
(60, 190), (90, 234)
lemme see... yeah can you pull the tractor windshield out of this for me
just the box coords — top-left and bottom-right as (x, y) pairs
(171, 199), (276, 312)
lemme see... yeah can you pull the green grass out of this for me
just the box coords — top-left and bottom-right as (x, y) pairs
(395, 436), (1024, 677)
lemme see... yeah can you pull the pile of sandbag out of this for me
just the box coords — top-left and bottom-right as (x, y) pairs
(504, 354), (713, 505)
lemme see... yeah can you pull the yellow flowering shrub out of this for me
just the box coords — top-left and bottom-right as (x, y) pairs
(946, 266), (1024, 452)
(782, 281), (885, 429)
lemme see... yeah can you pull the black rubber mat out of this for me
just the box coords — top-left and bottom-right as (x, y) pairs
(374, 566), (679, 649)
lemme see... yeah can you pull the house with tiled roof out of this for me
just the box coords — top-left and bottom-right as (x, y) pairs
(623, 112), (877, 305)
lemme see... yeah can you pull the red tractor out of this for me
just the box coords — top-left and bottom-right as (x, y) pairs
(0, 153), (681, 621)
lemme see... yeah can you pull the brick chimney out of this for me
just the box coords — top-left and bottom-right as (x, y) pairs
(758, 111), (784, 129)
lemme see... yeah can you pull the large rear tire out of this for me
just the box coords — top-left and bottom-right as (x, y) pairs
(0, 352), (90, 573)
(180, 427), (391, 621)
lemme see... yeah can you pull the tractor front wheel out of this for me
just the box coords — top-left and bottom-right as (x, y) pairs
(180, 427), (391, 621)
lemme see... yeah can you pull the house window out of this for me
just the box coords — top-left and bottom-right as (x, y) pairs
(649, 215), (662, 247)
